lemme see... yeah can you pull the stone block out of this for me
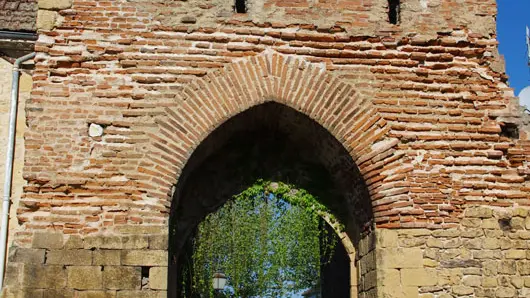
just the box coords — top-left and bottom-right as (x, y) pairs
(38, 0), (72, 10)
(482, 276), (497, 287)
(115, 226), (165, 235)
(103, 266), (140, 290)
(65, 235), (84, 249)
(93, 250), (120, 266)
(525, 216), (530, 229)
(400, 268), (437, 286)
(513, 208), (528, 218)
(377, 248), (423, 269)
(377, 269), (400, 287)
(36, 10), (58, 31)
(4, 288), (44, 298)
(517, 261), (530, 275)
(376, 229), (397, 248)
(8, 248), (45, 264)
(32, 232), (64, 249)
(499, 260), (516, 274)
(84, 236), (121, 249)
(482, 218), (499, 229)
(148, 234), (168, 250)
(462, 275), (481, 287)
(398, 237), (425, 247)
(495, 287), (516, 298)
(426, 238), (443, 248)
(149, 267), (167, 290)
(46, 250), (93, 265)
(4, 263), (22, 289)
(432, 229), (460, 238)
(452, 285), (474, 295)
(510, 217), (525, 230)
(22, 264), (67, 289)
(43, 289), (75, 298)
(67, 266), (103, 289)
(460, 228), (483, 238)
(465, 206), (493, 218)
(461, 218), (481, 228)
(482, 238), (500, 249)
(121, 235), (149, 249)
(116, 290), (166, 298)
(511, 276), (523, 288)
(121, 250), (167, 266)
(75, 291), (117, 298)
(505, 250), (526, 259)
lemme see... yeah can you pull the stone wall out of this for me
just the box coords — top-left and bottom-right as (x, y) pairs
(3, 0), (530, 297)
(4, 233), (168, 297)
(377, 206), (530, 298)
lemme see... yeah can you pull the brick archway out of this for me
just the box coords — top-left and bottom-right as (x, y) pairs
(142, 50), (401, 211)
(149, 51), (403, 298)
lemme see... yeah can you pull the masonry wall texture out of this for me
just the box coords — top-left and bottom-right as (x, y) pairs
(2, 0), (530, 297)
(0, 0), (37, 31)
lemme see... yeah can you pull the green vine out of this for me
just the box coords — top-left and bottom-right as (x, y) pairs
(184, 180), (342, 297)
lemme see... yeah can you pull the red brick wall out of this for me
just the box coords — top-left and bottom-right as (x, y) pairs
(19, 0), (528, 245)
(3, 0), (530, 297)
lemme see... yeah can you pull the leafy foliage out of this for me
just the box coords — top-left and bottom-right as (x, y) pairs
(186, 180), (339, 297)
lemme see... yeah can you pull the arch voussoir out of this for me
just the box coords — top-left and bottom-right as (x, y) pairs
(143, 50), (401, 219)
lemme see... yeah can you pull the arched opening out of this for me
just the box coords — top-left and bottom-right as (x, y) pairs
(168, 102), (376, 297)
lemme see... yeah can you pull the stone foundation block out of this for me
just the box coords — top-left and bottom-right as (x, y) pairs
(149, 267), (167, 290)
(65, 235), (84, 249)
(8, 248), (45, 264)
(75, 291), (117, 298)
(121, 250), (167, 266)
(22, 264), (66, 289)
(38, 0), (73, 10)
(103, 266), (141, 290)
(43, 289), (74, 298)
(377, 248), (423, 269)
(148, 235), (168, 250)
(400, 268), (437, 286)
(93, 250), (120, 266)
(67, 266), (103, 290)
(121, 235), (149, 249)
(46, 250), (93, 265)
(84, 235), (148, 250)
(32, 232), (64, 249)
(115, 290), (166, 298)
(3, 288), (44, 298)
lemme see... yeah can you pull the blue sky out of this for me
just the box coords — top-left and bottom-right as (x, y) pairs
(497, 0), (530, 95)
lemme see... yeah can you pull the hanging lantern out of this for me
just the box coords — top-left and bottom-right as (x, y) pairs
(212, 272), (227, 290)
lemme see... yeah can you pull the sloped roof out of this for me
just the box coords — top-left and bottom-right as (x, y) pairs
(0, 0), (38, 32)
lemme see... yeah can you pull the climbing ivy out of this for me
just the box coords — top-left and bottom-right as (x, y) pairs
(184, 180), (339, 298)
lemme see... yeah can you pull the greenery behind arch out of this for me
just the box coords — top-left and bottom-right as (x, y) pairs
(182, 180), (343, 297)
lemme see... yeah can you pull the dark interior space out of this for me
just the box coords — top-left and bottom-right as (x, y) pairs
(168, 102), (373, 298)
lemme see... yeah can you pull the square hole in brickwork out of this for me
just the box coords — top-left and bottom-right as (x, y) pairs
(500, 122), (519, 139)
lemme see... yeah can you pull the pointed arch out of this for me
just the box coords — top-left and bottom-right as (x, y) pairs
(139, 50), (402, 213)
